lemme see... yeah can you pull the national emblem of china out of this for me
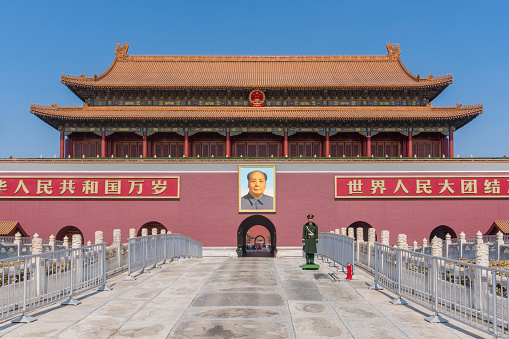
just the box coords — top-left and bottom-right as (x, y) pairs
(249, 89), (265, 107)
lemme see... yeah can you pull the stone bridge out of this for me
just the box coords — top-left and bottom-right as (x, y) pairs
(0, 257), (488, 338)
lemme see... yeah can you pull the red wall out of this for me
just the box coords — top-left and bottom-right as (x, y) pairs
(1, 171), (509, 246)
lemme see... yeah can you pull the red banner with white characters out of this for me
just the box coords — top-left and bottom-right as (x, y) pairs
(0, 176), (179, 199)
(335, 175), (509, 199)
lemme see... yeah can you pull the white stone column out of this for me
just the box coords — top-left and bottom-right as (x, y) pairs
(31, 233), (43, 255)
(49, 234), (55, 251)
(397, 234), (407, 250)
(431, 236), (443, 257)
(334, 229), (340, 234)
(459, 232), (466, 258)
(444, 233), (451, 258)
(347, 227), (354, 238)
(381, 230), (390, 246)
(496, 231), (504, 260)
(113, 229), (121, 244)
(72, 234), (82, 249)
(161, 229), (167, 235)
(14, 232), (22, 257)
(340, 227), (347, 236)
(356, 228), (364, 242)
(422, 238), (428, 254)
(476, 231), (483, 244)
(141, 228), (148, 237)
(63, 236), (69, 249)
(129, 228), (137, 239)
(367, 228), (376, 267)
(413, 241), (418, 251)
(31, 234), (44, 296)
(368, 228), (376, 243)
(475, 243), (489, 267)
(95, 231), (104, 244)
(152, 228), (158, 235)
(87, 241), (92, 246)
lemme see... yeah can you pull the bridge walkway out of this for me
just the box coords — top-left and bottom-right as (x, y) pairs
(0, 257), (489, 338)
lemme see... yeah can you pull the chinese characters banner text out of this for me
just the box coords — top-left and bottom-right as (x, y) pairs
(335, 176), (509, 199)
(0, 176), (179, 199)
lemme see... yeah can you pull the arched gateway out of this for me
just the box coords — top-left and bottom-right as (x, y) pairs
(237, 215), (276, 256)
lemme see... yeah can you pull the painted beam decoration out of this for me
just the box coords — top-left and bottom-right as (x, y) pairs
(335, 175), (509, 199)
(0, 175), (179, 199)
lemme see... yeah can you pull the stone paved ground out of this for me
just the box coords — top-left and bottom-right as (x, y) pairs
(0, 257), (491, 338)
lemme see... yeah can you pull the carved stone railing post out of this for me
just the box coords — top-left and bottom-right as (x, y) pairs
(367, 228), (376, 267)
(141, 228), (148, 237)
(95, 231), (103, 244)
(431, 236), (442, 257)
(422, 238), (428, 254)
(113, 229), (121, 245)
(496, 231), (504, 260)
(397, 234), (407, 250)
(334, 229), (340, 234)
(444, 233), (451, 258)
(476, 231), (483, 244)
(151, 228), (157, 235)
(347, 227), (354, 239)
(14, 232), (22, 257)
(167, 231), (171, 234)
(459, 232), (466, 258)
(381, 230), (390, 246)
(474, 243), (489, 311)
(63, 236), (69, 249)
(72, 234), (82, 249)
(49, 234), (55, 252)
(129, 228), (136, 239)
(356, 227), (364, 262)
(413, 241), (418, 251)
(31, 234), (44, 296)
(340, 227), (347, 236)
(161, 229), (167, 235)
(87, 241), (91, 246)
(32, 233), (43, 255)
(113, 229), (122, 266)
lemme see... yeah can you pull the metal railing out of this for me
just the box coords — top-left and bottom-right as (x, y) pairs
(0, 243), (107, 323)
(124, 233), (202, 280)
(316, 233), (355, 274)
(373, 242), (509, 337)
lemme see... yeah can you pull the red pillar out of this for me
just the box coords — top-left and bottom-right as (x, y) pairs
(449, 130), (454, 158)
(60, 131), (65, 158)
(408, 131), (413, 157)
(225, 131), (231, 157)
(325, 131), (330, 157)
(184, 132), (189, 157)
(101, 132), (106, 157)
(142, 132), (148, 157)
(284, 131), (289, 157)
(366, 132), (372, 157)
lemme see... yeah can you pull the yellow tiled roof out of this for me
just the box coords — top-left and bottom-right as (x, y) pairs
(60, 43), (452, 90)
(492, 220), (509, 234)
(0, 221), (20, 236)
(31, 104), (483, 121)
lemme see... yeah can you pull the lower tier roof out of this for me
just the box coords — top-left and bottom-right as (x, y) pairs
(31, 104), (482, 130)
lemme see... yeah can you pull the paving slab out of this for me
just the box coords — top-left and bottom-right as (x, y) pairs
(0, 256), (494, 339)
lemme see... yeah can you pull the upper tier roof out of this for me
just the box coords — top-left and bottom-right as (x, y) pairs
(60, 43), (452, 90)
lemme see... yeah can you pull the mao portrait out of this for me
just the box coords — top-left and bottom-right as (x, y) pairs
(239, 165), (276, 212)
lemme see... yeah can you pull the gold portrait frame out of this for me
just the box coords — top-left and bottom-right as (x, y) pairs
(238, 165), (276, 213)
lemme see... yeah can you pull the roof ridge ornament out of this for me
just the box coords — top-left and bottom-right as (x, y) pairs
(115, 43), (129, 61)
(386, 43), (401, 60)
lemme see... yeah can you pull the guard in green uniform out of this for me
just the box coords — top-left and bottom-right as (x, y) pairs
(302, 214), (318, 265)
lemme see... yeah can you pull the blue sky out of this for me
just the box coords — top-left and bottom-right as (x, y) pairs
(0, 1), (507, 158)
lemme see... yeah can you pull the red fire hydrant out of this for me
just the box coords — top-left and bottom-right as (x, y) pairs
(347, 264), (352, 280)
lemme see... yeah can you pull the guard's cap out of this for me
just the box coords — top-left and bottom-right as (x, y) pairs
(307, 214), (314, 219)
